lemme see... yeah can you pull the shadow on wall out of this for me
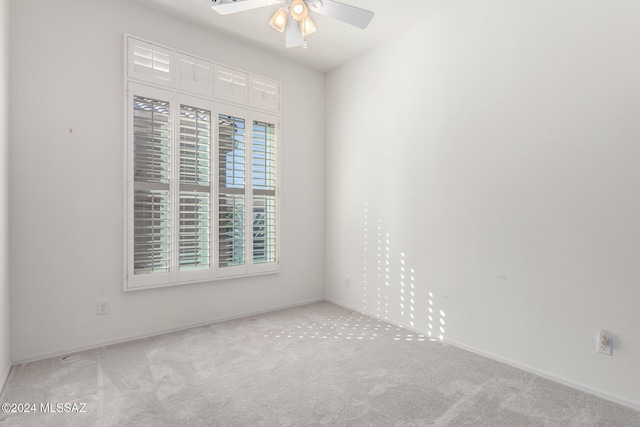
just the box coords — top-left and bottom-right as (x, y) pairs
(363, 203), (446, 342)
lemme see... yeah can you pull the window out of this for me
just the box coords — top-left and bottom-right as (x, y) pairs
(215, 106), (278, 278)
(124, 36), (279, 290)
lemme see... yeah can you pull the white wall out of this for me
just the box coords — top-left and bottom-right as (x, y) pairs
(0, 0), (10, 391)
(9, 0), (325, 362)
(326, 0), (640, 409)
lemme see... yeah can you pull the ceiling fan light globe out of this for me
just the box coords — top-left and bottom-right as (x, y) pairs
(300, 15), (316, 37)
(269, 7), (288, 32)
(290, 0), (308, 21)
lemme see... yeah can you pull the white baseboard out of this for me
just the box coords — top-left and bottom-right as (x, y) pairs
(324, 297), (441, 340)
(0, 362), (10, 396)
(13, 297), (325, 365)
(324, 297), (640, 413)
(444, 337), (640, 412)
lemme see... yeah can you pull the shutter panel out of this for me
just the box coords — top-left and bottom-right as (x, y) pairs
(127, 38), (172, 86)
(250, 75), (279, 112)
(132, 95), (171, 275)
(179, 104), (212, 271)
(218, 194), (245, 268)
(252, 195), (276, 264)
(218, 113), (246, 268)
(214, 65), (248, 104)
(179, 193), (210, 270)
(252, 119), (277, 264)
(134, 190), (170, 274)
(177, 54), (214, 97)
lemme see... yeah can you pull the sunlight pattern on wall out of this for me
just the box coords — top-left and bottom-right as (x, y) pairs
(399, 253), (417, 328)
(364, 203), (446, 342)
(375, 219), (388, 319)
(427, 292), (446, 341)
(362, 203), (368, 312)
(384, 232), (390, 320)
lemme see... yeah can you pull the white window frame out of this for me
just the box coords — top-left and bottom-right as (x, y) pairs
(123, 35), (280, 291)
(214, 104), (280, 279)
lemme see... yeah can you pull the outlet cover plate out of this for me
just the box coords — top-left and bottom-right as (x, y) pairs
(98, 300), (109, 315)
(596, 334), (612, 355)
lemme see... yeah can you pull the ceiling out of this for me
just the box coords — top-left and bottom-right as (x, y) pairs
(133, 0), (437, 72)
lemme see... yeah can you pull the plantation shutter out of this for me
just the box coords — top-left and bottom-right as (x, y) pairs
(127, 38), (172, 87)
(252, 118), (277, 265)
(132, 93), (172, 276)
(214, 65), (248, 104)
(126, 36), (279, 289)
(177, 54), (214, 97)
(249, 76), (280, 113)
(217, 111), (246, 270)
(179, 104), (212, 272)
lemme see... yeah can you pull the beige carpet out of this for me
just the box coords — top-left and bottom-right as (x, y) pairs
(1, 301), (639, 426)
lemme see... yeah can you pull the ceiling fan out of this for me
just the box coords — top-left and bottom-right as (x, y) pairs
(208, 0), (374, 48)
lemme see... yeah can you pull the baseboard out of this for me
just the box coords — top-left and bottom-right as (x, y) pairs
(324, 297), (441, 340)
(0, 362), (10, 397)
(444, 338), (640, 412)
(13, 297), (325, 365)
(324, 297), (640, 413)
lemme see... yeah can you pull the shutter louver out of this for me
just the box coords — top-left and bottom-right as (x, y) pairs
(133, 96), (171, 275)
(134, 190), (170, 274)
(252, 195), (275, 264)
(252, 120), (277, 264)
(214, 65), (248, 104)
(128, 38), (172, 86)
(177, 54), (214, 97)
(179, 192), (210, 270)
(179, 105), (212, 271)
(218, 194), (245, 267)
(250, 76), (279, 112)
(218, 114), (246, 268)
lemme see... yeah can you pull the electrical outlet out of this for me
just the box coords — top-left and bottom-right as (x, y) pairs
(98, 300), (109, 315)
(597, 330), (612, 356)
(345, 277), (351, 287)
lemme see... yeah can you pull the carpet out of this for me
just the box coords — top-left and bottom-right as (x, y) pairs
(1, 302), (639, 426)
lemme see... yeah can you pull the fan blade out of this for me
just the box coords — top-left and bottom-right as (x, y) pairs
(309, 0), (374, 29)
(209, 0), (282, 15)
(285, 16), (304, 48)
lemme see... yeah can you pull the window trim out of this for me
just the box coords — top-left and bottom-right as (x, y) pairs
(213, 104), (280, 280)
(123, 35), (280, 292)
